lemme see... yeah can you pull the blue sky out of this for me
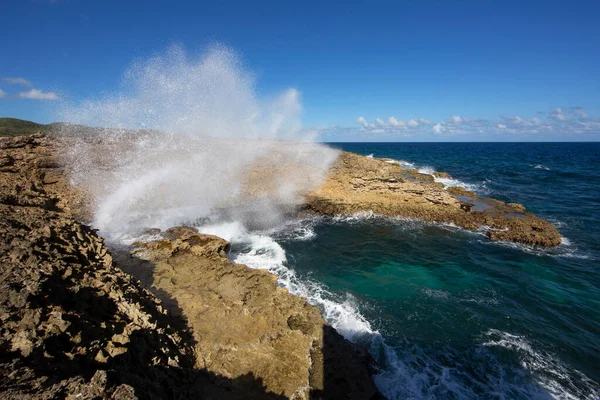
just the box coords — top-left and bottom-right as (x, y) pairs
(1, 0), (599, 141)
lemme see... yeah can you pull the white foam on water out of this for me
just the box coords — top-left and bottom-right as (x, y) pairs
(261, 217), (322, 242)
(548, 218), (568, 229)
(435, 176), (482, 192)
(378, 157), (488, 194)
(332, 210), (377, 224)
(482, 329), (599, 400)
(416, 165), (483, 193)
(188, 217), (600, 400)
(366, 153), (374, 158)
(194, 219), (434, 399)
(479, 236), (595, 261)
(417, 166), (436, 175)
(196, 221), (376, 342)
(382, 158), (415, 168)
(371, 326), (600, 399)
(407, 162), (485, 195)
(533, 164), (551, 171)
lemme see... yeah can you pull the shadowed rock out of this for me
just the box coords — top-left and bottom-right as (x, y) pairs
(125, 226), (382, 399)
(0, 134), (382, 398)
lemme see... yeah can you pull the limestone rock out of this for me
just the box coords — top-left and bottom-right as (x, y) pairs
(129, 227), (382, 399)
(433, 171), (452, 179)
(305, 152), (562, 247)
(0, 135), (383, 399)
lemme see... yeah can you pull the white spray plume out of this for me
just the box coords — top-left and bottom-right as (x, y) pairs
(57, 44), (338, 238)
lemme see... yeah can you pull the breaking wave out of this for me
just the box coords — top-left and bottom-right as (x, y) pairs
(196, 220), (377, 342)
(384, 156), (487, 193)
(417, 166), (484, 193)
(196, 217), (599, 399)
(56, 44), (338, 239)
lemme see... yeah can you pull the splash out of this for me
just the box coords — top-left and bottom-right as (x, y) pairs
(56, 45), (338, 238)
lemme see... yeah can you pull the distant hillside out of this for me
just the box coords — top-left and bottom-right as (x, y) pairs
(0, 118), (51, 137)
(0, 118), (168, 137)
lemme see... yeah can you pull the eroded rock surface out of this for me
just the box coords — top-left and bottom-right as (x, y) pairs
(305, 152), (562, 246)
(0, 135), (278, 399)
(0, 132), (563, 398)
(122, 227), (381, 399)
(0, 134), (382, 399)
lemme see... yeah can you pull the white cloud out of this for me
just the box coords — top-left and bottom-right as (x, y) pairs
(550, 108), (568, 121)
(5, 77), (33, 87)
(0, 88), (6, 98)
(357, 116), (369, 128)
(407, 118), (419, 127)
(18, 89), (60, 100)
(388, 116), (406, 127)
(581, 121), (600, 131)
(345, 107), (600, 139)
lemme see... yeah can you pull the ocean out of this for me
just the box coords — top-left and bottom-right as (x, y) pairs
(200, 142), (599, 399)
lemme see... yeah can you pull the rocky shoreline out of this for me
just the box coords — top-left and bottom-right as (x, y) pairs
(305, 151), (562, 247)
(0, 135), (381, 398)
(1, 134), (562, 399)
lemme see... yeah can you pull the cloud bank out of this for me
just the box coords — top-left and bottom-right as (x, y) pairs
(324, 107), (600, 141)
(17, 89), (60, 100)
(4, 77), (33, 87)
(1, 77), (60, 100)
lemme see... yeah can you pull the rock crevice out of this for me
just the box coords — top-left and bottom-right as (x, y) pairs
(0, 134), (382, 399)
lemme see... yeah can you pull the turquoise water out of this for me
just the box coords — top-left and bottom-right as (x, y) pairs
(231, 143), (600, 399)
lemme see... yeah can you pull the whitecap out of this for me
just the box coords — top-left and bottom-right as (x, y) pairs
(382, 158), (415, 168)
(417, 166), (436, 175)
(480, 237), (595, 260)
(482, 329), (599, 399)
(189, 218), (598, 400)
(416, 166), (484, 193)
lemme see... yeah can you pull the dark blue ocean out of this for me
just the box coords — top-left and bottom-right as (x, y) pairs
(229, 143), (599, 399)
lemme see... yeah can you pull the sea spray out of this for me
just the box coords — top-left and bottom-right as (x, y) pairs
(263, 215), (600, 399)
(56, 44), (338, 238)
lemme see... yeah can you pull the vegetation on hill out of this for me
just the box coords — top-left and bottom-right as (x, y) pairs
(0, 117), (51, 137)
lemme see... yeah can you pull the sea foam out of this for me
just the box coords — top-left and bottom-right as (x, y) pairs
(57, 44), (338, 239)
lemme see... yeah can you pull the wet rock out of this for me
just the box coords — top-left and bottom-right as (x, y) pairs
(447, 186), (478, 199)
(306, 151), (562, 247)
(131, 228), (382, 399)
(433, 171), (452, 179)
(1, 135), (383, 399)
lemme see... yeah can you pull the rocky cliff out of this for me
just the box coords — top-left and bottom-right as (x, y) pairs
(0, 133), (563, 399)
(0, 135), (381, 399)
